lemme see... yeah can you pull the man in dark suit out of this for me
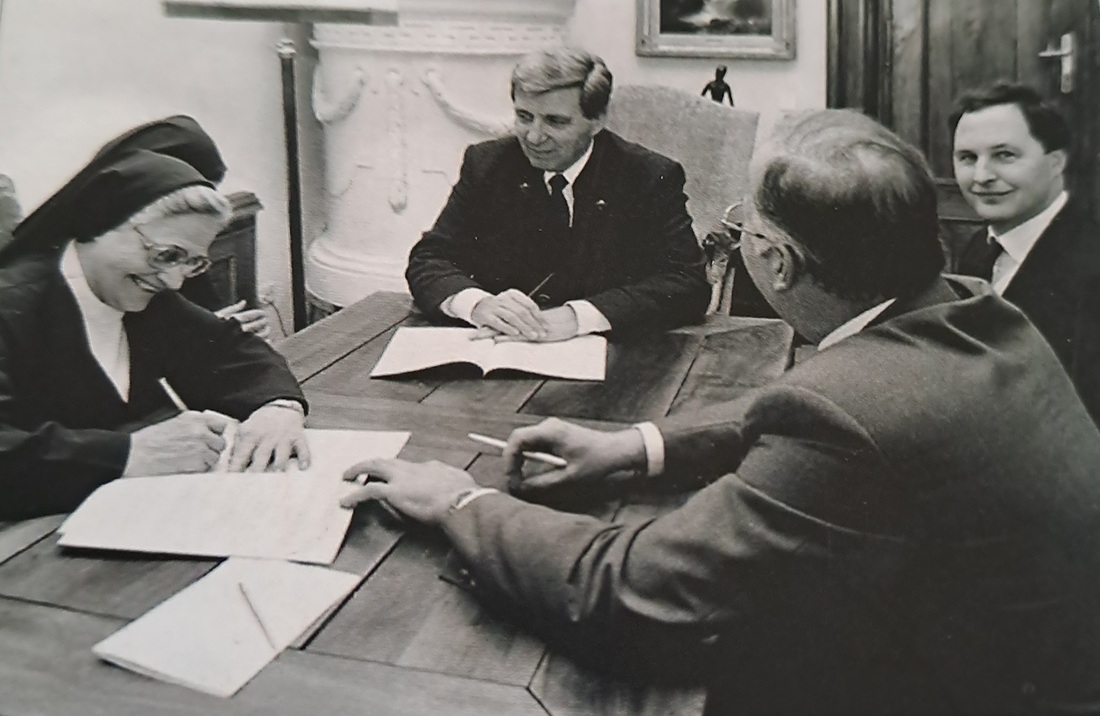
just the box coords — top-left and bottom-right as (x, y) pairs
(405, 47), (710, 341)
(345, 109), (1100, 714)
(951, 82), (1100, 422)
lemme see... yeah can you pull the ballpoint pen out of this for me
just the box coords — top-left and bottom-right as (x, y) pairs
(467, 432), (568, 467)
(158, 377), (189, 412)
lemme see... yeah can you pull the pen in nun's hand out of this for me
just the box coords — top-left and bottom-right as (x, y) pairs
(468, 432), (567, 467)
(158, 377), (188, 412)
(470, 273), (556, 341)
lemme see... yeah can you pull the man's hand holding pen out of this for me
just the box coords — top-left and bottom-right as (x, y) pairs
(470, 288), (549, 340)
(470, 272), (580, 342)
(488, 305), (578, 343)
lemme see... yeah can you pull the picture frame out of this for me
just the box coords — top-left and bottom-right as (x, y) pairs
(636, 0), (796, 60)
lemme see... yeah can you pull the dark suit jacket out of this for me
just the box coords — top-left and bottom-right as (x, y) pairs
(442, 278), (1100, 715)
(405, 130), (711, 334)
(0, 249), (306, 520)
(957, 201), (1100, 423)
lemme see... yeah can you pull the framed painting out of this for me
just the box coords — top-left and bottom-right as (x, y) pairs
(637, 0), (796, 59)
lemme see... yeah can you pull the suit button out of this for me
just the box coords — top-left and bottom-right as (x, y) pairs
(535, 293), (552, 307)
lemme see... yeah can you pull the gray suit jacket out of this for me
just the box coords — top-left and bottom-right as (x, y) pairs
(442, 278), (1100, 715)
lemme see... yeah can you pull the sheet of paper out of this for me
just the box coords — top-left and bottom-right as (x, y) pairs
(370, 326), (607, 380)
(93, 557), (360, 698)
(57, 429), (409, 564)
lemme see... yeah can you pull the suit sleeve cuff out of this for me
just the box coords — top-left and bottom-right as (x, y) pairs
(442, 288), (492, 324)
(566, 300), (612, 335)
(633, 421), (665, 476)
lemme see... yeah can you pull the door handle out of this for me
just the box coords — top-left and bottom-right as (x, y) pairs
(1038, 33), (1075, 93)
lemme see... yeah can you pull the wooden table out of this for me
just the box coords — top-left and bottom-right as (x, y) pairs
(0, 292), (793, 716)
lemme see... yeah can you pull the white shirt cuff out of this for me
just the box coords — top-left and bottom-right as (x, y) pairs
(633, 422), (665, 476)
(441, 288), (492, 325)
(565, 300), (611, 335)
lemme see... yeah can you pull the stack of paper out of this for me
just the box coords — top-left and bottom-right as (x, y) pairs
(94, 558), (361, 697)
(58, 429), (409, 564)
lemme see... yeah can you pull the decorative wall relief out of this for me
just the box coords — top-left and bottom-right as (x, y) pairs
(422, 68), (511, 138)
(385, 69), (409, 214)
(311, 64), (365, 125)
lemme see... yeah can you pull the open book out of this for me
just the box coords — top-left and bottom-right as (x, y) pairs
(370, 327), (607, 381)
(58, 429), (409, 564)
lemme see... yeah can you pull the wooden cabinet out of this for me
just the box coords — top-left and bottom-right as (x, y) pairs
(179, 191), (261, 311)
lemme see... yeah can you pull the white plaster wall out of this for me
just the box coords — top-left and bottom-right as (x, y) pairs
(568, 0), (827, 125)
(0, 0), (295, 334)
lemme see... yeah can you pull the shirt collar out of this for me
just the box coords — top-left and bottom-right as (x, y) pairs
(988, 191), (1068, 264)
(544, 140), (594, 188)
(818, 298), (897, 351)
(60, 241), (126, 325)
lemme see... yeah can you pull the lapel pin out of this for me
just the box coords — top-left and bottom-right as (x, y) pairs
(519, 181), (530, 191)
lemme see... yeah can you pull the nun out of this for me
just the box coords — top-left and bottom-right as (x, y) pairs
(0, 115), (309, 520)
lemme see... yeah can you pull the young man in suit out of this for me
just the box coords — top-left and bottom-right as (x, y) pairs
(405, 47), (711, 341)
(951, 82), (1100, 422)
(344, 110), (1100, 714)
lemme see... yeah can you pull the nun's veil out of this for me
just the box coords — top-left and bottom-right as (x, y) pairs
(1, 115), (227, 261)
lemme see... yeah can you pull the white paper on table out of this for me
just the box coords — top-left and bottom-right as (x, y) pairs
(93, 557), (361, 698)
(370, 326), (607, 381)
(57, 429), (409, 564)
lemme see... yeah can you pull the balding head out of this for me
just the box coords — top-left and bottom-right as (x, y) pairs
(751, 109), (944, 303)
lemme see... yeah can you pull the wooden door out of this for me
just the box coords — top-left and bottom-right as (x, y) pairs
(828, 0), (1098, 266)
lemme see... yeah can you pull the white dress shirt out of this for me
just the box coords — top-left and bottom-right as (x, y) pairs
(440, 141), (611, 335)
(60, 241), (131, 401)
(636, 298), (897, 476)
(988, 191), (1068, 295)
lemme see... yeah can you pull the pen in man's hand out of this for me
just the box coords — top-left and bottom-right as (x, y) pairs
(158, 377), (189, 412)
(470, 273), (556, 341)
(468, 432), (567, 467)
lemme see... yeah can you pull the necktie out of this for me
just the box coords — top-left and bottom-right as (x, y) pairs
(548, 173), (570, 233)
(976, 235), (1003, 281)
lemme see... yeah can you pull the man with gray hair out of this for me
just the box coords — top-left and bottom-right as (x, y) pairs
(406, 47), (710, 340)
(350, 109), (1100, 714)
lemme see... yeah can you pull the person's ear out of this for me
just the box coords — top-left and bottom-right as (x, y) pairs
(1047, 148), (1068, 177)
(764, 242), (802, 292)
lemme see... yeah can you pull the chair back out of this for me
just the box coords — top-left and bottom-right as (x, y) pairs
(0, 174), (21, 250)
(605, 84), (758, 238)
(605, 85), (759, 312)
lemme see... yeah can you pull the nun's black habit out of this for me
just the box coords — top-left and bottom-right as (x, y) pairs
(0, 116), (305, 519)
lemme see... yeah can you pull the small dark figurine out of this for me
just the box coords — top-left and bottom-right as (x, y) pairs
(701, 65), (735, 106)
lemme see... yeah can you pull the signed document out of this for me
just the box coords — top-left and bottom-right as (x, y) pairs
(58, 429), (410, 564)
(370, 327), (607, 381)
